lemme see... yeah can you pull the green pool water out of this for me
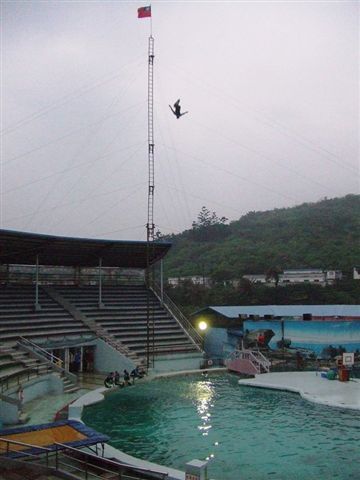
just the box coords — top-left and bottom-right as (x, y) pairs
(82, 373), (360, 480)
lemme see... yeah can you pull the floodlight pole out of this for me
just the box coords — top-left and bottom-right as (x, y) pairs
(146, 35), (155, 369)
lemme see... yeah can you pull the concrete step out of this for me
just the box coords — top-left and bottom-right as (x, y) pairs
(64, 385), (79, 394)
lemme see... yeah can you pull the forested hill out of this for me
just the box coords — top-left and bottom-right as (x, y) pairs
(162, 195), (360, 280)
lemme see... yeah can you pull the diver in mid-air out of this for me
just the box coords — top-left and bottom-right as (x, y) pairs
(169, 99), (188, 119)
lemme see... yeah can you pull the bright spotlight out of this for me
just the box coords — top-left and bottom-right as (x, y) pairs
(198, 321), (208, 331)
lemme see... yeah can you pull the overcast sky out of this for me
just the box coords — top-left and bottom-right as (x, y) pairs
(1, 0), (359, 241)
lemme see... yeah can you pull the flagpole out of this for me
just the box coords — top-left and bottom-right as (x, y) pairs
(150, 4), (152, 36)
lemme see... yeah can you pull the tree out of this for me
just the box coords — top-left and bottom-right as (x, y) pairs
(238, 278), (254, 297)
(265, 266), (282, 287)
(191, 207), (228, 241)
(192, 206), (228, 229)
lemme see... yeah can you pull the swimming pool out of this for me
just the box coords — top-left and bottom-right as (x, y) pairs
(82, 373), (360, 480)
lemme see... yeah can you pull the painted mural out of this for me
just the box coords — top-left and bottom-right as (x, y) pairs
(204, 320), (360, 359)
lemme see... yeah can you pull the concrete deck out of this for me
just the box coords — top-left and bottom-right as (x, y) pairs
(238, 371), (360, 410)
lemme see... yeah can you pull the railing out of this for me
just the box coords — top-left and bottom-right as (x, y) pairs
(152, 343), (202, 354)
(54, 443), (168, 480)
(0, 363), (52, 394)
(227, 348), (271, 374)
(151, 284), (203, 351)
(0, 437), (168, 480)
(18, 336), (63, 367)
(250, 349), (271, 373)
(16, 336), (78, 387)
(0, 437), (52, 465)
(0, 392), (21, 406)
(0, 270), (145, 286)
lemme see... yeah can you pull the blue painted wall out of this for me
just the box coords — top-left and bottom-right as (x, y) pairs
(204, 321), (360, 358)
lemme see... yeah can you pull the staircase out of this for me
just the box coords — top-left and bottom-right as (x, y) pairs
(227, 348), (271, 375)
(0, 343), (50, 389)
(4, 337), (79, 393)
(0, 341), (79, 426)
(54, 284), (201, 359)
(42, 285), (142, 364)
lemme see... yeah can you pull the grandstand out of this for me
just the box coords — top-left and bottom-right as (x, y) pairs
(0, 229), (203, 429)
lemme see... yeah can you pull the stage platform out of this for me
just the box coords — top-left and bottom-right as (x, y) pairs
(238, 371), (360, 410)
(0, 420), (109, 458)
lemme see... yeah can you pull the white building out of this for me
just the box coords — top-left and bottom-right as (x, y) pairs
(167, 276), (212, 288)
(353, 267), (360, 280)
(242, 268), (343, 287)
(280, 269), (326, 285)
(325, 270), (342, 283)
(242, 274), (268, 284)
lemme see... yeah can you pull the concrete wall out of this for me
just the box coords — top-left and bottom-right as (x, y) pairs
(153, 353), (203, 373)
(0, 374), (63, 425)
(204, 328), (237, 360)
(20, 374), (63, 403)
(0, 399), (19, 426)
(94, 338), (135, 373)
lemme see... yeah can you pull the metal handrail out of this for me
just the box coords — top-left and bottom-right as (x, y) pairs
(247, 351), (270, 373)
(227, 348), (271, 373)
(0, 270), (145, 286)
(18, 336), (63, 367)
(0, 437), (52, 451)
(0, 437), (51, 466)
(251, 349), (271, 367)
(0, 363), (52, 393)
(152, 343), (200, 351)
(55, 442), (168, 479)
(0, 392), (21, 406)
(0, 437), (168, 479)
(151, 284), (203, 349)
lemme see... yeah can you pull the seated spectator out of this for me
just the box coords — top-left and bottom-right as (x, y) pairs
(131, 366), (145, 380)
(104, 373), (114, 388)
(114, 371), (121, 385)
(123, 369), (130, 385)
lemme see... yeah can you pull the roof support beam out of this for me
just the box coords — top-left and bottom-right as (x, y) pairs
(98, 257), (104, 309)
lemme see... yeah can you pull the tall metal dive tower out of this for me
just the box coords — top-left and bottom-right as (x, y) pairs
(147, 35), (155, 245)
(146, 34), (155, 369)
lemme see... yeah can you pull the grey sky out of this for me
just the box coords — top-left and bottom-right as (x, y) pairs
(1, 0), (359, 240)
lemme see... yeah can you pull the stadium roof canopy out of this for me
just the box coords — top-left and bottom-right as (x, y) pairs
(194, 305), (360, 319)
(0, 229), (171, 268)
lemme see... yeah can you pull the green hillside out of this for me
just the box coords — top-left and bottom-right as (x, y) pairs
(162, 194), (360, 280)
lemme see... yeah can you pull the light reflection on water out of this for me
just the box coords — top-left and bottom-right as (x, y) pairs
(195, 381), (214, 436)
(82, 373), (360, 480)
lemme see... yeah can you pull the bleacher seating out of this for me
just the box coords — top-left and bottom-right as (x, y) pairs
(0, 283), (199, 368)
(0, 343), (51, 393)
(0, 285), (92, 346)
(57, 285), (199, 356)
